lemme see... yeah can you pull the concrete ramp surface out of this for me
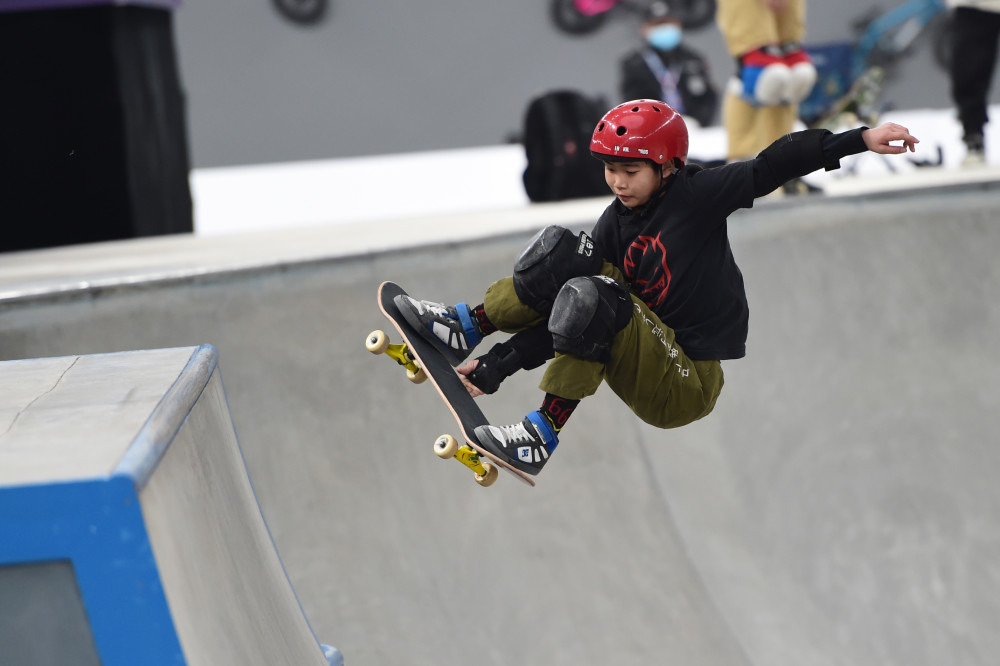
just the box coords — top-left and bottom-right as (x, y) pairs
(0, 347), (330, 666)
(0, 183), (998, 665)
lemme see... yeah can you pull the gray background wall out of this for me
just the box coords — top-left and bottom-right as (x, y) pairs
(174, 0), (971, 168)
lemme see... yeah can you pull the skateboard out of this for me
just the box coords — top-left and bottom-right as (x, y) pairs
(809, 65), (884, 132)
(366, 281), (535, 488)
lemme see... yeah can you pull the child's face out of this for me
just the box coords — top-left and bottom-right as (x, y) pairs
(603, 160), (666, 208)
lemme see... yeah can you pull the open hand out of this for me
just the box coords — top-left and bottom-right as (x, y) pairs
(456, 359), (484, 398)
(862, 122), (919, 154)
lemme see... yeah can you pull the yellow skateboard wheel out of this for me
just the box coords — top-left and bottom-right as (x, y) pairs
(475, 463), (499, 487)
(434, 434), (459, 459)
(365, 330), (389, 354)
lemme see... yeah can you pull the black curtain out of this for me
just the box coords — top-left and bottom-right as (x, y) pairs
(0, 5), (193, 252)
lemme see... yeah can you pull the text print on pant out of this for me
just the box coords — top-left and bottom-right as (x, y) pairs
(633, 303), (690, 378)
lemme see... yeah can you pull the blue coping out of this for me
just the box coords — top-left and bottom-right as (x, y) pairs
(115, 344), (218, 487)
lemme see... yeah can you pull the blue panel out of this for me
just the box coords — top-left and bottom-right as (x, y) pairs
(800, 42), (855, 125)
(0, 476), (185, 666)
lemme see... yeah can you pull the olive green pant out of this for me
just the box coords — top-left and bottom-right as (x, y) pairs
(481, 264), (724, 430)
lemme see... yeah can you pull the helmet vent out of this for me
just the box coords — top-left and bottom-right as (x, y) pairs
(597, 122), (605, 132)
(616, 126), (628, 136)
(631, 106), (640, 112)
(652, 105), (661, 112)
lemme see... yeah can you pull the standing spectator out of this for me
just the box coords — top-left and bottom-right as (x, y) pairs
(620, 1), (719, 128)
(716, 0), (816, 192)
(949, 0), (1000, 166)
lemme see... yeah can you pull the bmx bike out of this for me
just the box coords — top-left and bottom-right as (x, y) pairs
(550, 0), (717, 35)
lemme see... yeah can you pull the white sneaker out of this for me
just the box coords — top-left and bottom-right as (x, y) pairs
(394, 295), (480, 366)
(474, 411), (559, 476)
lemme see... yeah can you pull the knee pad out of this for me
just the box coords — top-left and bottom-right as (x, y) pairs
(548, 276), (633, 364)
(738, 46), (791, 106)
(513, 225), (602, 314)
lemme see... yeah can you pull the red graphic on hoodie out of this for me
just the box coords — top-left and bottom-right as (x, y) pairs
(624, 233), (671, 307)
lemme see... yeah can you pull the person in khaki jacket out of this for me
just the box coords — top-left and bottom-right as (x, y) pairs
(717, 0), (817, 186)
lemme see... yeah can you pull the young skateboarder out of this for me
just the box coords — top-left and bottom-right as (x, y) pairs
(397, 99), (918, 476)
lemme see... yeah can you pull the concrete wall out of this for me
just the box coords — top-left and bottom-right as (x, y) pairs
(173, 0), (968, 167)
(2, 184), (999, 665)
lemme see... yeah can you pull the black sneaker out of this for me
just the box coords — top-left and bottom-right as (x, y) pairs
(474, 411), (559, 476)
(394, 295), (481, 366)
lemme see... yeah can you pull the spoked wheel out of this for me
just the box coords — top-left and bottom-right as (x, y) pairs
(677, 0), (717, 30)
(272, 0), (328, 25)
(550, 0), (609, 35)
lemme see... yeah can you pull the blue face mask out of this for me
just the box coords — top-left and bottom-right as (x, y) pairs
(647, 24), (682, 51)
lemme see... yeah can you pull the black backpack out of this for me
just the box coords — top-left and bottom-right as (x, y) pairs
(521, 90), (609, 202)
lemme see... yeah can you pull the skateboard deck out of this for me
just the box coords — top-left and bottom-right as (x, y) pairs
(367, 281), (535, 487)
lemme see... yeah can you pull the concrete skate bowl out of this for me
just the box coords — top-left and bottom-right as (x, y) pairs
(1, 183), (998, 665)
(0, 346), (332, 666)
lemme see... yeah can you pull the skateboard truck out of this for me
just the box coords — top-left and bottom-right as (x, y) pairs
(367, 329), (498, 486)
(366, 330), (427, 383)
(434, 434), (499, 487)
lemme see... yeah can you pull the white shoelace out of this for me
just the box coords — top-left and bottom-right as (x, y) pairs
(497, 423), (534, 445)
(417, 299), (451, 319)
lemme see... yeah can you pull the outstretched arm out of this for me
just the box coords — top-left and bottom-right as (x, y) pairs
(862, 123), (919, 154)
(751, 123), (921, 197)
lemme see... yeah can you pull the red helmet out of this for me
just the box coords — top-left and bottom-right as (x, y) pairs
(590, 99), (688, 167)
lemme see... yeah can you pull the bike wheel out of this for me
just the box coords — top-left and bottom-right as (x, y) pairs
(551, 0), (609, 35)
(273, 0), (328, 25)
(678, 0), (717, 31)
